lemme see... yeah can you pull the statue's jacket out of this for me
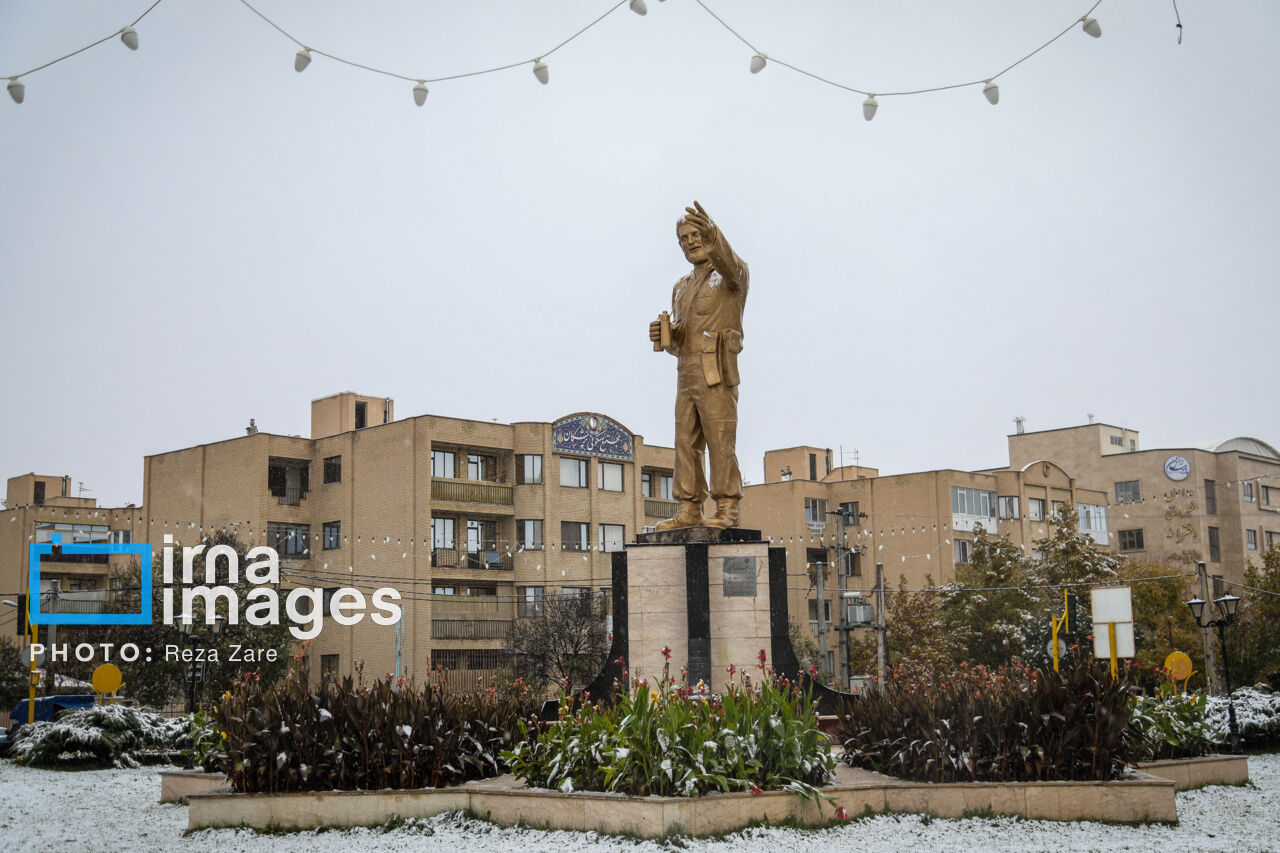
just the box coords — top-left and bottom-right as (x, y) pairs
(667, 228), (749, 389)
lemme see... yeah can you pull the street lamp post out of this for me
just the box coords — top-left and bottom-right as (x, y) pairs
(1186, 573), (1243, 755)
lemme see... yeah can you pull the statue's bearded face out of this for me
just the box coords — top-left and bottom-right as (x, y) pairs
(677, 221), (707, 264)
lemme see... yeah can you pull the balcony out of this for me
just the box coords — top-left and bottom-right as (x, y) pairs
(430, 619), (512, 640)
(276, 487), (307, 506)
(644, 498), (679, 519)
(431, 478), (513, 506)
(431, 547), (513, 570)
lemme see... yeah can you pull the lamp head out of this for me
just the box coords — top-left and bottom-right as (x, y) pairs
(1186, 596), (1207, 625)
(1215, 593), (1241, 620)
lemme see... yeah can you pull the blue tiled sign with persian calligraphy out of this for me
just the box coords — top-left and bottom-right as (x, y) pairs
(552, 413), (634, 460)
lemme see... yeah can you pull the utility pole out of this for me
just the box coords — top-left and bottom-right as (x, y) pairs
(1197, 560), (1220, 693)
(828, 503), (868, 690)
(814, 551), (827, 679)
(874, 561), (887, 681)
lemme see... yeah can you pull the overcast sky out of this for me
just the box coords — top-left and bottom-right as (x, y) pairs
(2, 0), (1277, 508)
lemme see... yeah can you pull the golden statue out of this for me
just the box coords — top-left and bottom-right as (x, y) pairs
(649, 201), (748, 530)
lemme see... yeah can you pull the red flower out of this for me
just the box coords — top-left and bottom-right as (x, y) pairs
(750, 784), (763, 796)
(726, 664), (737, 676)
(660, 645), (672, 660)
(758, 648), (768, 663)
(807, 664), (818, 677)
(615, 656), (626, 666)
(835, 806), (848, 820)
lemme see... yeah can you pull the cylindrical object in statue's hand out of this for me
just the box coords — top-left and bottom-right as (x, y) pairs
(652, 311), (671, 351)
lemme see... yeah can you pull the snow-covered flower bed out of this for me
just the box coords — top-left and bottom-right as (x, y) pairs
(2, 753), (1280, 851)
(9, 704), (188, 768)
(1205, 687), (1280, 746)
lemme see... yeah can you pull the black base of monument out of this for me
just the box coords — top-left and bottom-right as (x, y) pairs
(539, 531), (857, 721)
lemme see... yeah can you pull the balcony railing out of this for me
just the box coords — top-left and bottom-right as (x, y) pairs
(431, 619), (512, 640)
(644, 498), (679, 519)
(430, 547), (513, 570)
(431, 478), (514, 506)
(275, 487), (308, 506)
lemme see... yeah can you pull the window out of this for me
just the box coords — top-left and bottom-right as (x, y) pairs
(267, 465), (286, 497)
(1129, 439), (1137, 451)
(1118, 529), (1145, 551)
(599, 523), (625, 553)
(1051, 500), (1065, 519)
(1208, 526), (1221, 562)
(267, 522), (309, 556)
(808, 598), (831, 624)
(33, 480), (45, 504)
(323, 521), (341, 550)
(320, 654), (339, 680)
(997, 496), (1020, 520)
(516, 454), (542, 485)
(1246, 529), (1258, 551)
(517, 519), (543, 550)
(108, 530), (131, 544)
(1204, 480), (1217, 515)
(951, 487), (996, 518)
(804, 497), (827, 526)
(323, 455), (341, 484)
(954, 538), (973, 564)
(1077, 504), (1107, 534)
(1115, 480), (1141, 503)
(659, 474), (674, 500)
(431, 517), (455, 548)
(642, 472), (652, 497)
(809, 453), (817, 481)
(433, 586), (456, 595)
(806, 547), (829, 566)
(560, 457), (588, 488)
(561, 586), (589, 599)
(468, 454), (497, 481)
(839, 501), (861, 521)
(355, 401), (367, 429)
(1028, 498), (1046, 521)
(1110, 435), (1124, 446)
(321, 587), (339, 617)
(518, 586), (544, 618)
(598, 461), (623, 492)
(1268, 531), (1279, 550)
(432, 449), (456, 478)
(1264, 486), (1274, 507)
(1243, 482), (1255, 502)
(561, 521), (589, 551)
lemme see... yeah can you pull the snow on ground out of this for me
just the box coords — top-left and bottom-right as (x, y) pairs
(2, 755), (1279, 853)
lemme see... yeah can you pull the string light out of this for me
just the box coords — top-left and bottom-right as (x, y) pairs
(1081, 16), (1103, 38)
(983, 80), (999, 104)
(749, 53), (767, 74)
(532, 59), (550, 85)
(294, 47), (312, 72)
(629, 0), (647, 16)
(120, 27), (140, 51)
(413, 81), (428, 106)
(862, 95), (878, 121)
(7, 79), (23, 104)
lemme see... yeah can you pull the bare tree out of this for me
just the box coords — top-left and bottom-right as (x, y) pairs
(505, 591), (609, 691)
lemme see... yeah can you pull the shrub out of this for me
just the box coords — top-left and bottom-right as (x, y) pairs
(1126, 684), (1215, 761)
(10, 704), (187, 768)
(211, 662), (540, 793)
(838, 656), (1136, 782)
(1205, 685), (1280, 747)
(504, 651), (836, 799)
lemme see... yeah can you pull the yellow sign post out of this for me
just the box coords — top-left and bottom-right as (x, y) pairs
(1049, 590), (1071, 671)
(1164, 651), (1195, 692)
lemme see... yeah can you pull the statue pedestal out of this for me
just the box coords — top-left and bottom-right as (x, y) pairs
(620, 528), (785, 694)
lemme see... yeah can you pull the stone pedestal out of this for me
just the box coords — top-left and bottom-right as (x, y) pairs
(624, 528), (777, 695)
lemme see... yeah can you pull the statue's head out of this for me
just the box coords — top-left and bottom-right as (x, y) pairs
(676, 218), (707, 265)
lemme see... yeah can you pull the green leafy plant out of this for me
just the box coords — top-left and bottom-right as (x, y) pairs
(211, 660), (540, 793)
(1125, 674), (1215, 761)
(503, 650), (836, 802)
(838, 656), (1136, 782)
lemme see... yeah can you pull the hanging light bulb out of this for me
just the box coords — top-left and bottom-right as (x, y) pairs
(1081, 17), (1102, 38)
(749, 53), (766, 74)
(413, 81), (428, 106)
(532, 59), (549, 85)
(120, 27), (139, 51)
(983, 80), (999, 105)
(7, 78), (23, 104)
(862, 94), (878, 121)
(295, 47), (312, 72)
(629, 0), (647, 15)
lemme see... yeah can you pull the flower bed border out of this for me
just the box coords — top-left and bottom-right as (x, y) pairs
(1135, 754), (1249, 791)
(187, 764), (1179, 836)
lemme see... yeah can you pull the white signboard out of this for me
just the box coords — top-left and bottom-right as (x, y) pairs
(1093, 622), (1136, 658)
(1091, 586), (1135, 659)
(1164, 455), (1191, 482)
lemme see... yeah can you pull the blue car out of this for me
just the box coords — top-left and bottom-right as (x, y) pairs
(8, 694), (98, 737)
